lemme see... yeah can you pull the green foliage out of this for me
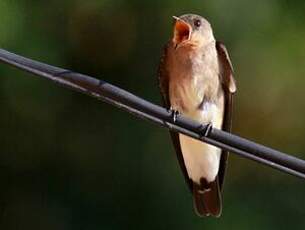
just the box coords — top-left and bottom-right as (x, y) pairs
(0, 0), (305, 229)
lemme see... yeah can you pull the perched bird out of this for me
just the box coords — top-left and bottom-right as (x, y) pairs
(158, 14), (236, 217)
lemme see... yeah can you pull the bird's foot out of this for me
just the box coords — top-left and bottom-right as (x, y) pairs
(168, 107), (180, 123)
(199, 122), (213, 137)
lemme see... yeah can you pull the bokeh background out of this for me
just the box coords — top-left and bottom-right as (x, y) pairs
(0, 0), (305, 229)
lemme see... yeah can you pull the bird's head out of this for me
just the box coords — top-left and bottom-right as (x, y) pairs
(172, 14), (215, 50)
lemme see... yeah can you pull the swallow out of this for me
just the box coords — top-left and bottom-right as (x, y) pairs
(158, 14), (236, 217)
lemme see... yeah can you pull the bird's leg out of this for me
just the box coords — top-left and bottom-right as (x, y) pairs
(199, 122), (213, 137)
(168, 107), (180, 123)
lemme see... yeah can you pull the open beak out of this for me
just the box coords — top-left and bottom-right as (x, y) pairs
(172, 16), (192, 49)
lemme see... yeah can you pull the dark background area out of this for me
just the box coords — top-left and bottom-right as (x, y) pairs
(1, 0), (305, 229)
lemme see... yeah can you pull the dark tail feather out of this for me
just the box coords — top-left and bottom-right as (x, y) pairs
(193, 178), (222, 217)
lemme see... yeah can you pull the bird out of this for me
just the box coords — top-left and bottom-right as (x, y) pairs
(158, 14), (236, 217)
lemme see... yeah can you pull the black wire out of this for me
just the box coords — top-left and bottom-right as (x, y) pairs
(0, 48), (305, 180)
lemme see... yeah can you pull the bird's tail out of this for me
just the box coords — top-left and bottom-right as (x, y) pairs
(193, 178), (222, 217)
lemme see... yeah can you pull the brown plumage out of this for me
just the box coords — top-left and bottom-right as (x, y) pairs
(158, 14), (236, 217)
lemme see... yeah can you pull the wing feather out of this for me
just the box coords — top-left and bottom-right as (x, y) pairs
(158, 43), (193, 191)
(216, 41), (237, 190)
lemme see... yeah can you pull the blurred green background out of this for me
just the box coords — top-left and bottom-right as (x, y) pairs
(0, 0), (305, 229)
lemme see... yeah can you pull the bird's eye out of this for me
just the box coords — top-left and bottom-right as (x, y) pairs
(194, 19), (201, 28)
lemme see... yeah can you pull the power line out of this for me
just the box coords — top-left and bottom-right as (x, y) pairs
(0, 48), (305, 179)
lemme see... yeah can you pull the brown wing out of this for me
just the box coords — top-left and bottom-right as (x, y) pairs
(158, 43), (193, 191)
(216, 41), (237, 190)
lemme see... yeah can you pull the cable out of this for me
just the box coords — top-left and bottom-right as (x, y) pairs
(0, 48), (305, 179)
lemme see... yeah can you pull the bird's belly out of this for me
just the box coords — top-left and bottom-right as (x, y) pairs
(179, 134), (221, 183)
(168, 71), (224, 183)
(179, 103), (223, 183)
